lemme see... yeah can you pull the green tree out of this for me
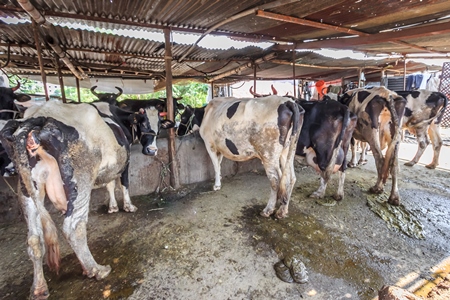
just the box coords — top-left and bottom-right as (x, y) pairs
(6, 75), (209, 106)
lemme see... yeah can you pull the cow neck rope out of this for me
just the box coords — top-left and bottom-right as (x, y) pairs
(177, 111), (196, 135)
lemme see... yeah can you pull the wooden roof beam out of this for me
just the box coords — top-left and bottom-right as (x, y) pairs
(255, 10), (370, 37)
(274, 20), (450, 52)
(258, 10), (445, 55)
(206, 52), (277, 83)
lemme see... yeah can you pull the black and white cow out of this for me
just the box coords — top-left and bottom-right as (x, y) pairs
(200, 96), (304, 218)
(119, 97), (185, 121)
(0, 82), (32, 176)
(0, 82), (31, 120)
(295, 98), (357, 201)
(339, 86), (406, 205)
(90, 85), (123, 105)
(0, 100), (173, 299)
(176, 105), (206, 136)
(386, 90), (447, 169)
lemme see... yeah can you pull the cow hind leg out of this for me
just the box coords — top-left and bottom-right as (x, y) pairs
(204, 145), (223, 190)
(276, 152), (297, 219)
(106, 180), (119, 213)
(404, 126), (428, 167)
(260, 162), (281, 218)
(119, 165), (137, 212)
(310, 177), (327, 199)
(347, 139), (358, 168)
(63, 212), (111, 280)
(426, 123), (442, 169)
(20, 194), (50, 300)
(334, 171), (345, 201)
(358, 142), (368, 165)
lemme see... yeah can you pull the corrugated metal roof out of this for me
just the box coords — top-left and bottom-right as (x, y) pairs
(0, 0), (449, 88)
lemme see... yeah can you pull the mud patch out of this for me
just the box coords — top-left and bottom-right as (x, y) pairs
(239, 205), (384, 299)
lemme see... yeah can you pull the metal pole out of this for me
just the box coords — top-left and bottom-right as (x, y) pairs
(32, 20), (49, 101)
(164, 28), (180, 189)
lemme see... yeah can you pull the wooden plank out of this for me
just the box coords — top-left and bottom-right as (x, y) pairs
(164, 28), (180, 190)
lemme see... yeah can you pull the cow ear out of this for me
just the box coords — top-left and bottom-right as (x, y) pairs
(160, 120), (175, 129)
(177, 103), (185, 110)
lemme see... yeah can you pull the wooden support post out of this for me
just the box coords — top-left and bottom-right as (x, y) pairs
(164, 28), (180, 190)
(292, 48), (296, 98)
(210, 82), (214, 99)
(403, 58), (407, 90)
(55, 57), (66, 103)
(253, 63), (257, 98)
(358, 68), (363, 88)
(75, 77), (81, 102)
(32, 20), (49, 101)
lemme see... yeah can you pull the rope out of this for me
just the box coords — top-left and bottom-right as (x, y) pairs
(154, 156), (173, 194)
(2, 176), (17, 196)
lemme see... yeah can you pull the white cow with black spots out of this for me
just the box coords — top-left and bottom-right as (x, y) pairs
(200, 96), (304, 218)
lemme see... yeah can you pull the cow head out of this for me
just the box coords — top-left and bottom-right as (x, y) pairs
(131, 107), (174, 156)
(90, 86), (123, 105)
(0, 82), (31, 120)
(176, 105), (202, 136)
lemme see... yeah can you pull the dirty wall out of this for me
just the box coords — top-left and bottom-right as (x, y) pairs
(0, 132), (262, 225)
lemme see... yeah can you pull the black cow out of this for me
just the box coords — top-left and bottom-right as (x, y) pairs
(176, 105), (206, 136)
(0, 100), (173, 299)
(0, 82), (31, 176)
(295, 98), (357, 201)
(90, 85), (123, 105)
(119, 97), (185, 120)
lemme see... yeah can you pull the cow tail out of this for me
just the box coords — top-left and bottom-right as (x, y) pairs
(39, 205), (61, 274)
(334, 108), (351, 150)
(436, 93), (448, 124)
(278, 101), (303, 204)
(381, 96), (403, 178)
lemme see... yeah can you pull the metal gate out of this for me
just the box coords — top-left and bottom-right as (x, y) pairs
(439, 62), (450, 128)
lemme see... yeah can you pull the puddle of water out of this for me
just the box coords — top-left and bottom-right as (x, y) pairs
(239, 205), (385, 299)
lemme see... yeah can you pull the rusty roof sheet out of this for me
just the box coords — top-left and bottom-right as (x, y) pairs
(0, 0), (449, 87)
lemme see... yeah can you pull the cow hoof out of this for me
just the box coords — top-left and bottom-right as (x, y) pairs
(275, 208), (288, 219)
(213, 185), (221, 191)
(347, 162), (357, 168)
(388, 197), (400, 206)
(124, 204), (138, 213)
(31, 285), (49, 300)
(309, 192), (324, 199)
(333, 194), (343, 201)
(84, 265), (112, 280)
(404, 161), (415, 167)
(368, 186), (384, 194)
(260, 209), (273, 218)
(425, 164), (437, 169)
(358, 160), (367, 165)
(108, 206), (119, 213)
